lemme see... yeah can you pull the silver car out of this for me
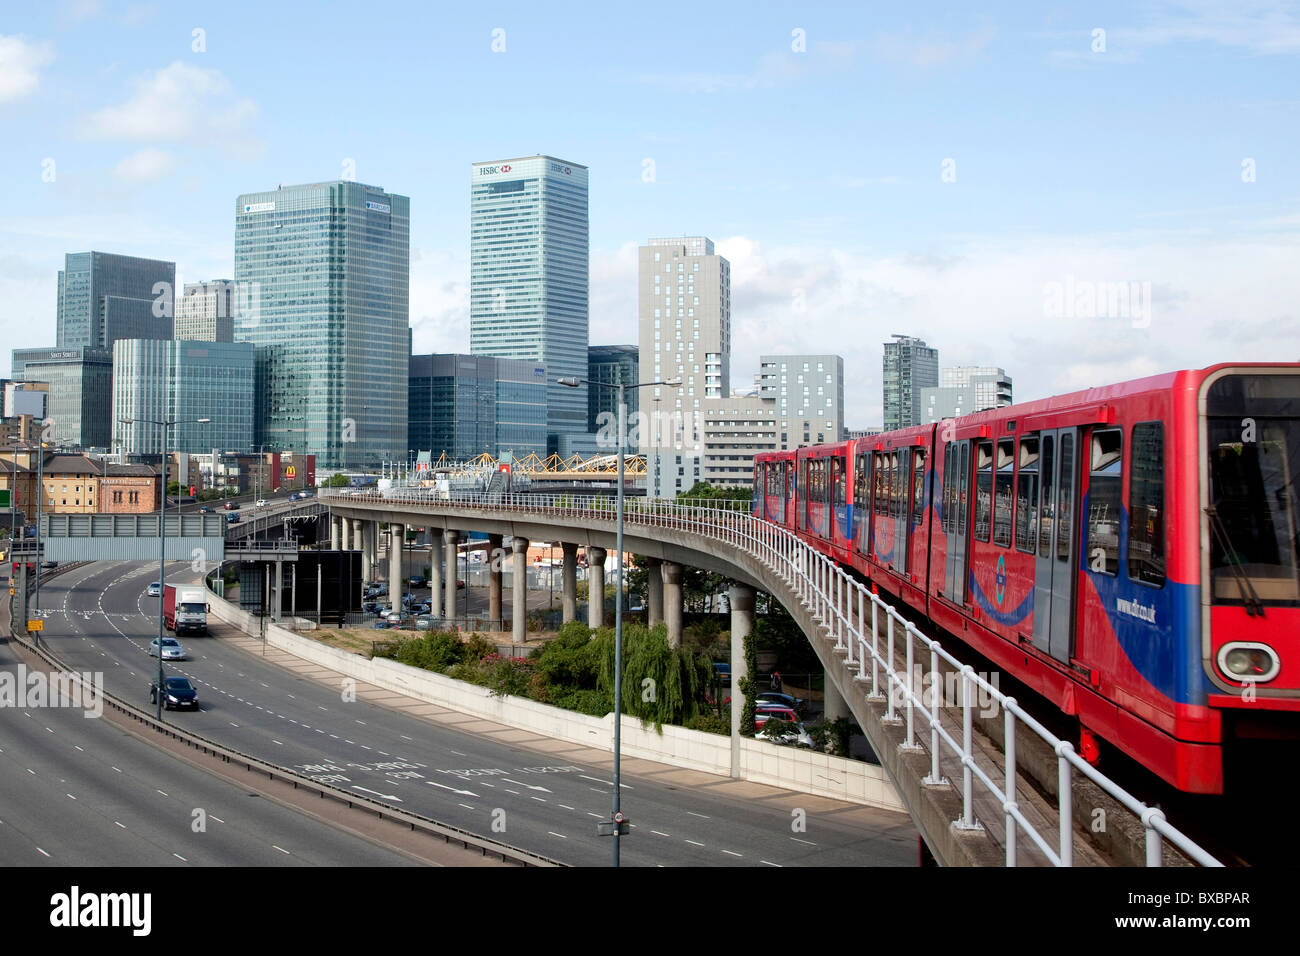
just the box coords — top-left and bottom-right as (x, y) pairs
(149, 637), (186, 661)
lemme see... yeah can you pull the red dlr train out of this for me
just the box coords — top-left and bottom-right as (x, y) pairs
(754, 364), (1300, 794)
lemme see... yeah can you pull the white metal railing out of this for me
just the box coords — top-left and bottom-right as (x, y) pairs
(320, 487), (1222, 867)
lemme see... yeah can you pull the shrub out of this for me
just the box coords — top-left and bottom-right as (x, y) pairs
(549, 688), (612, 717)
(685, 713), (730, 736)
(391, 631), (464, 672)
(808, 717), (852, 756)
(756, 717), (799, 745)
(482, 652), (534, 698)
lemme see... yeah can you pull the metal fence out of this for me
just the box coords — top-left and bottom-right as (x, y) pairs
(321, 486), (1221, 867)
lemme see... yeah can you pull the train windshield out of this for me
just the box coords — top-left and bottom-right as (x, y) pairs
(1205, 373), (1300, 608)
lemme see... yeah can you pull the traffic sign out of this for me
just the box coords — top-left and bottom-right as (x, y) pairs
(27, 619), (43, 632)
(0, 489), (10, 507)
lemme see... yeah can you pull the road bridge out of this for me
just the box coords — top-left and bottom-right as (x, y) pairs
(320, 487), (1220, 868)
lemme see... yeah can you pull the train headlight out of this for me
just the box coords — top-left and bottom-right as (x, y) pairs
(1217, 642), (1280, 683)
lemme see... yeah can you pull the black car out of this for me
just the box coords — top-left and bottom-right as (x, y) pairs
(150, 676), (199, 710)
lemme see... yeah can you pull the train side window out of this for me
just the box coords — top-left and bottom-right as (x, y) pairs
(912, 449), (926, 527)
(834, 456), (846, 511)
(993, 438), (1014, 547)
(1088, 428), (1123, 576)
(1016, 436), (1039, 554)
(1039, 434), (1055, 557)
(1127, 423), (1166, 587)
(1058, 433), (1076, 563)
(959, 442), (970, 531)
(875, 452), (888, 517)
(854, 454), (868, 523)
(974, 441), (993, 542)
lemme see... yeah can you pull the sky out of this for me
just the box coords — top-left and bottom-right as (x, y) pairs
(1, 0), (1298, 428)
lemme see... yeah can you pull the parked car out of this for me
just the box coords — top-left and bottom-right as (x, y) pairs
(415, 616), (434, 629)
(456, 579), (466, 590)
(363, 601), (380, 614)
(371, 620), (394, 630)
(409, 576), (427, 588)
(146, 581), (161, 597)
(149, 675), (198, 710)
(755, 703), (800, 724)
(385, 610), (404, 624)
(755, 691), (807, 716)
(149, 637), (186, 660)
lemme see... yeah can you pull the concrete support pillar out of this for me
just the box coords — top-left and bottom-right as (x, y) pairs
(445, 529), (459, 621)
(351, 518), (362, 554)
(428, 530), (442, 617)
(561, 542), (578, 623)
(662, 560), (683, 649)
(273, 559), (283, 622)
(366, 522), (377, 577)
(388, 523), (403, 614)
(340, 516), (351, 551)
(587, 547), (607, 629)
(361, 522), (373, 584)
(824, 669), (849, 721)
(644, 557), (663, 627)
(489, 533), (503, 625)
(512, 536), (529, 645)
(728, 584), (756, 770)
(330, 515), (340, 551)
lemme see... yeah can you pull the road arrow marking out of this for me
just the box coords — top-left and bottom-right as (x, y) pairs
(501, 777), (551, 793)
(426, 781), (478, 797)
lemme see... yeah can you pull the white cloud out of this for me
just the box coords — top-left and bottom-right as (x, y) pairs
(575, 230), (1300, 429)
(111, 147), (176, 183)
(0, 34), (55, 104)
(82, 60), (261, 157)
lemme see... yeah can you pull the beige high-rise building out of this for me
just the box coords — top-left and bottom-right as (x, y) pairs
(637, 237), (778, 494)
(175, 280), (235, 342)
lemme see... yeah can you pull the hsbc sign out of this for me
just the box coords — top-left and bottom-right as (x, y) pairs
(478, 164), (513, 176)
(548, 162), (572, 175)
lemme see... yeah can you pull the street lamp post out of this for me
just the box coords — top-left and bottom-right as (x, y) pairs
(121, 416), (210, 719)
(559, 374), (679, 867)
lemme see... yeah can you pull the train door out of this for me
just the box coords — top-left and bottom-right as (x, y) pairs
(944, 440), (971, 603)
(785, 461), (795, 525)
(891, 451), (907, 572)
(1032, 428), (1079, 663)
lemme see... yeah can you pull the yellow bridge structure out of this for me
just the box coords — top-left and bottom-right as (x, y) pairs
(419, 451), (647, 480)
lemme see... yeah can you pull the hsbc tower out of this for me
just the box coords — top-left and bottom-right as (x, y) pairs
(469, 156), (590, 454)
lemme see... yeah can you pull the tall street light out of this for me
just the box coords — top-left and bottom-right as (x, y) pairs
(559, 373), (679, 867)
(121, 415), (210, 719)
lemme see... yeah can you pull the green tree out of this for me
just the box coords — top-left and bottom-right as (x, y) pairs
(322, 473), (351, 488)
(677, 481), (753, 502)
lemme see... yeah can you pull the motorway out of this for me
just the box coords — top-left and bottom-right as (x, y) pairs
(0, 635), (424, 866)
(25, 559), (917, 867)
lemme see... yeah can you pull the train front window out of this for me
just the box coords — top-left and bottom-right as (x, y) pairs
(1205, 373), (1300, 607)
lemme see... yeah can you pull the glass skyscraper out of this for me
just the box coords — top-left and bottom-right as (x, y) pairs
(111, 339), (255, 457)
(470, 156), (588, 453)
(234, 181), (409, 469)
(883, 335), (939, 431)
(11, 347), (113, 449)
(56, 251), (175, 349)
(408, 354), (547, 460)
